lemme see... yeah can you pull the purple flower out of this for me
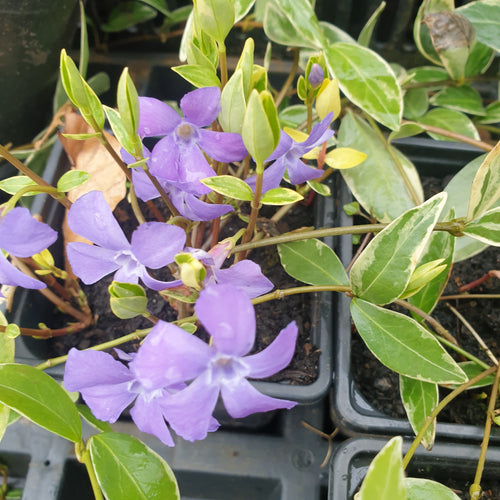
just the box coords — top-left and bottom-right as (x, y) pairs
(122, 147), (234, 222)
(132, 284), (298, 442)
(308, 63), (324, 88)
(66, 190), (186, 291)
(138, 87), (247, 195)
(187, 239), (273, 298)
(246, 112), (334, 193)
(0, 207), (57, 291)
(63, 348), (219, 446)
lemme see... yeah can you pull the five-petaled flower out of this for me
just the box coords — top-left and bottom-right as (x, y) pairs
(66, 190), (186, 291)
(0, 207), (57, 293)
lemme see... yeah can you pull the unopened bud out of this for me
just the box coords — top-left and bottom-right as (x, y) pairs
(308, 63), (324, 88)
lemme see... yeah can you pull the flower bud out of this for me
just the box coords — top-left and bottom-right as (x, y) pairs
(308, 63), (324, 89)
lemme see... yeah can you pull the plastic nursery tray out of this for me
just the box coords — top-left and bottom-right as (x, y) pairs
(329, 138), (500, 443)
(0, 399), (331, 500)
(329, 436), (500, 500)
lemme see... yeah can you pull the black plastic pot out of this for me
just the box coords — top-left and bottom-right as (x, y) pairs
(329, 436), (500, 500)
(329, 137), (500, 442)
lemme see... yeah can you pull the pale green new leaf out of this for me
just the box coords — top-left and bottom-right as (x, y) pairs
(0, 176), (37, 195)
(263, 0), (324, 50)
(233, 0), (255, 22)
(117, 68), (140, 137)
(90, 432), (180, 500)
(171, 64), (221, 88)
(358, 1), (386, 47)
(357, 437), (406, 500)
(463, 207), (500, 246)
(467, 140), (500, 221)
(201, 175), (253, 201)
(319, 21), (355, 44)
(0, 313), (14, 443)
(219, 69), (247, 133)
(406, 478), (461, 499)
(337, 112), (421, 222)
(350, 193), (446, 305)
(351, 298), (467, 384)
(325, 43), (403, 131)
(430, 85), (485, 116)
(0, 364), (81, 442)
(400, 375), (438, 450)
(104, 106), (137, 155)
(260, 187), (303, 205)
(458, 0), (500, 52)
(57, 170), (90, 193)
(307, 180), (331, 197)
(418, 108), (480, 141)
(278, 239), (348, 286)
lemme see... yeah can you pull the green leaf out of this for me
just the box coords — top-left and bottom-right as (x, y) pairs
(0, 364), (81, 442)
(357, 437), (406, 500)
(279, 105), (308, 129)
(463, 207), (500, 246)
(260, 187), (303, 205)
(139, 0), (170, 16)
(57, 170), (90, 193)
(307, 180), (331, 197)
(235, 37), (254, 98)
(278, 239), (348, 286)
(406, 477), (461, 499)
(465, 40), (494, 77)
(102, 2), (157, 32)
(117, 68), (140, 138)
(389, 122), (425, 142)
(219, 69), (247, 134)
(109, 282), (148, 319)
(350, 193), (446, 305)
(400, 375), (438, 450)
(418, 108), (480, 141)
(406, 66), (448, 85)
(467, 140), (500, 221)
(0, 176), (37, 195)
(430, 85), (485, 116)
(104, 106), (137, 155)
(263, 0), (324, 50)
(171, 64), (221, 89)
(0, 314), (14, 443)
(337, 112), (422, 222)
(193, 0), (235, 45)
(351, 298), (467, 384)
(89, 432), (180, 500)
(319, 21), (356, 44)
(61, 132), (102, 141)
(358, 1), (386, 47)
(400, 259), (447, 300)
(403, 88), (429, 120)
(77, 404), (113, 433)
(459, 0), (500, 52)
(479, 101), (500, 125)
(325, 42), (402, 131)
(201, 175), (253, 201)
(233, 0), (255, 22)
(446, 361), (495, 390)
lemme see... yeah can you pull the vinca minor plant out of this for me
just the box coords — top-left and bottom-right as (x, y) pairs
(0, 0), (499, 498)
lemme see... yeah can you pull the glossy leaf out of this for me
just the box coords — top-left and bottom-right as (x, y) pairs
(0, 364), (81, 442)
(57, 170), (90, 193)
(307, 180), (331, 196)
(403, 88), (429, 120)
(77, 404), (113, 433)
(467, 140), (500, 221)
(171, 64), (221, 89)
(104, 106), (137, 155)
(357, 437), (406, 500)
(260, 187), (303, 205)
(351, 298), (467, 384)
(358, 1), (386, 47)
(350, 193), (446, 305)
(117, 68), (140, 138)
(418, 108), (480, 141)
(278, 239), (348, 286)
(337, 112), (421, 222)
(0, 314), (14, 443)
(463, 207), (500, 246)
(400, 375), (438, 450)
(406, 478), (461, 499)
(459, 0), (500, 52)
(325, 42), (402, 131)
(193, 0), (234, 44)
(109, 282), (148, 319)
(263, 0), (324, 50)
(235, 37), (254, 99)
(201, 175), (253, 201)
(400, 259), (447, 300)
(0, 176), (37, 195)
(89, 432), (180, 500)
(323, 147), (367, 170)
(219, 69), (247, 133)
(430, 85), (485, 116)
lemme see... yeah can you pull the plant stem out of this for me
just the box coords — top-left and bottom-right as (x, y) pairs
(275, 48), (299, 109)
(402, 365), (497, 469)
(0, 144), (72, 209)
(78, 443), (104, 500)
(437, 336), (491, 371)
(218, 42), (228, 89)
(440, 294), (500, 300)
(470, 363), (500, 499)
(251, 285), (351, 305)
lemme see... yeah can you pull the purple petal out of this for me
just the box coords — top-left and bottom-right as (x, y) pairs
(285, 157), (323, 185)
(212, 260), (273, 298)
(66, 242), (120, 284)
(130, 395), (175, 447)
(140, 271), (182, 291)
(198, 129), (247, 162)
(80, 383), (136, 423)
(68, 191), (129, 250)
(163, 374), (220, 441)
(0, 251), (46, 289)
(266, 132), (293, 162)
(64, 348), (134, 390)
(131, 320), (214, 388)
(195, 284), (255, 356)
(170, 190), (233, 222)
(207, 240), (232, 269)
(221, 378), (296, 418)
(131, 168), (162, 201)
(0, 207), (57, 257)
(301, 112), (334, 148)
(138, 97), (180, 137)
(244, 321), (298, 378)
(177, 144), (217, 190)
(131, 222), (186, 269)
(246, 160), (286, 194)
(150, 135), (182, 183)
(180, 87), (221, 127)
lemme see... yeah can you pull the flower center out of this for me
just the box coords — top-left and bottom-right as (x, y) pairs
(209, 354), (249, 386)
(176, 123), (195, 140)
(114, 249), (141, 277)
